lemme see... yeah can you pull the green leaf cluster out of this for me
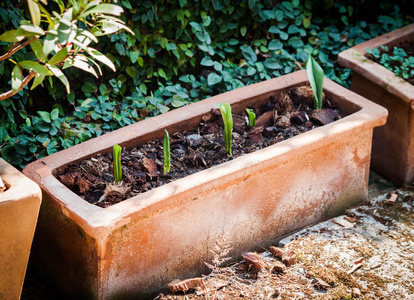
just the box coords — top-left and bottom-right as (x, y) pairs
(366, 46), (414, 81)
(0, 0), (412, 168)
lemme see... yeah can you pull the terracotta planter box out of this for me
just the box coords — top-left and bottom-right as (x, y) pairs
(0, 158), (41, 299)
(23, 70), (387, 299)
(338, 24), (414, 187)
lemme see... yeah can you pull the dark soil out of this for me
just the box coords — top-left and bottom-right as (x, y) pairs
(366, 40), (414, 85)
(57, 85), (347, 207)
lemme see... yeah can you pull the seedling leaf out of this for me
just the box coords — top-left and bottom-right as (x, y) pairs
(163, 130), (171, 174)
(306, 54), (324, 110)
(113, 144), (122, 184)
(217, 103), (233, 156)
(245, 108), (256, 127)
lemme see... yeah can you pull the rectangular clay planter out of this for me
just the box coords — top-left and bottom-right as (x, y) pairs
(338, 24), (414, 187)
(23, 70), (387, 299)
(0, 158), (41, 299)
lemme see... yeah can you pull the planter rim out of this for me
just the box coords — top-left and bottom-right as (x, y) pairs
(0, 158), (41, 204)
(23, 70), (387, 237)
(338, 23), (414, 109)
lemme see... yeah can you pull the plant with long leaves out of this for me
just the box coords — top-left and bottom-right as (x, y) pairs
(163, 129), (171, 175)
(306, 54), (324, 110)
(0, 0), (133, 101)
(217, 103), (233, 156)
(245, 108), (256, 127)
(113, 143), (122, 184)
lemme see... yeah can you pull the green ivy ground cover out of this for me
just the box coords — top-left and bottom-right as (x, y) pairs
(0, 0), (413, 169)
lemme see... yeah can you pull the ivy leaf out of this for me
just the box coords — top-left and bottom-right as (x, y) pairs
(51, 108), (60, 121)
(121, 0), (132, 9)
(264, 58), (281, 69)
(129, 51), (139, 63)
(126, 66), (135, 78)
(171, 95), (187, 108)
(268, 39), (283, 50)
(38, 111), (51, 123)
(11, 65), (23, 93)
(200, 56), (214, 67)
(207, 72), (222, 86)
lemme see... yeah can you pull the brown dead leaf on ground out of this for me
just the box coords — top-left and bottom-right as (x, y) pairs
(167, 278), (207, 293)
(242, 252), (265, 272)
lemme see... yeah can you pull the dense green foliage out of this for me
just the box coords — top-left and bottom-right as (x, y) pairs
(366, 46), (414, 81)
(0, 0), (413, 168)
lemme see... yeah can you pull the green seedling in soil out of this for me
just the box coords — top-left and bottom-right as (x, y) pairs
(306, 54), (324, 110)
(217, 103), (233, 156)
(245, 108), (256, 127)
(163, 129), (171, 174)
(113, 144), (122, 184)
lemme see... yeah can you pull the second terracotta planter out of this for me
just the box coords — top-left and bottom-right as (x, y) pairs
(0, 158), (41, 299)
(23, 70), (387, 299)
(338, 24), (414, 187)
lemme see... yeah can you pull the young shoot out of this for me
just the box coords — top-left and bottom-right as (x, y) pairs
(163, 129), (171, 175)
(113, 144), (122, 184)
(306, 54), (324, 110)
(245, 108), (256, 127)
(217, 103), (233, 156)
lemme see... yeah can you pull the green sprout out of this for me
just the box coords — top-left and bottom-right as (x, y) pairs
(306, 54), (324, 110)
(113, 144), (122, 184)
(245, 108), (256, 127)
(217, 103), (233, 156)
(163, 129), (171, 175)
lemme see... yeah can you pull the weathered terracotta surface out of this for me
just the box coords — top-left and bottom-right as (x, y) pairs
(23, 70), (387, 299)
(338, 24), (414, 187)
(0, 158), (41, 299)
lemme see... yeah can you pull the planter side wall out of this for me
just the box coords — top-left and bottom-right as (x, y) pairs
(31, 196), (101, 299)
(350, 72), (414, 186)
(103, 127), (372, 298)
(0, 160), (41, 299)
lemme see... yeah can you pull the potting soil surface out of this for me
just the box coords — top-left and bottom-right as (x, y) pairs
(56, 86), (345, 207)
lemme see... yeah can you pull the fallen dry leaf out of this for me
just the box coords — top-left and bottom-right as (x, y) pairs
(242, 252), (265, 272)
(282, 249), (297, 266)
(312, 278), (331, 290)
(269, 246), (284, 259)
(347, 258), (365, 274)
(142, 157), (158, 179)
(385, 192), (398, 205)
(332, 220), (346, 227)
(168, 278), (207, 293)
(344, 216), (356, 223)
(272, 262), (287, 274)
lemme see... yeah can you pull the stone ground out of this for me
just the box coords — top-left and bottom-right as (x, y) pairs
(22, 171), (414, 299)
